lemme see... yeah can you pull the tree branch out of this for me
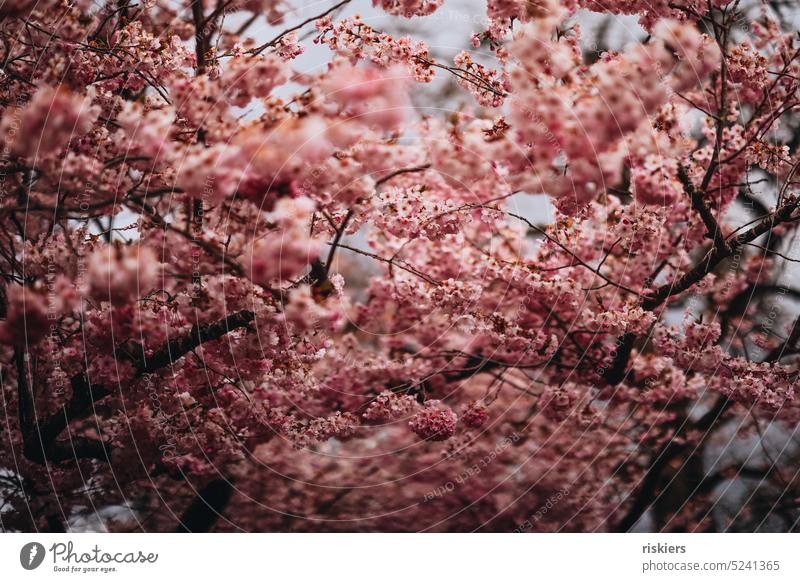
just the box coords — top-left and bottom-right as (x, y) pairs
(613, 396), (732, 531)
(679, 165), (729, 254)
(248, 0), (352, 56)
(18, 309), (255, 465)
(175, 478), (234, 532)
(765, 315), (800, 362)
(136, 309), (255, 375)
(191, 0), (208, 74)
(604, 195), (800, 384)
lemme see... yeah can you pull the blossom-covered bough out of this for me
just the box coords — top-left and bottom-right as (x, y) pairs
(1, 0), (799, 532)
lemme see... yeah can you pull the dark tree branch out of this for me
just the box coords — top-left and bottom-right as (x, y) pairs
(605, 195), (800, 385)
(374, 164), (432, 186)
(614, 396), (733, 531)
(15, 348), (33, 434)
(21, 372), (111, 464)
(136, 309), (255, 375)
(18, 309), (255, 465)
(191, 0), (207, 74)
(679, 165), (729, 253)
(248, 0), (352, 56)
(599, 333), (636, 386)
(175, 478), (234, 532)
(765, 315), (800, 362)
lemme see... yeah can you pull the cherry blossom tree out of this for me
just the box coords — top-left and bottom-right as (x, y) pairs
(1, 0), (800, 533)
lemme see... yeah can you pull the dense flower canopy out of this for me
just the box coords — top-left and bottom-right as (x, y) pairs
(1, 0), (799, 533)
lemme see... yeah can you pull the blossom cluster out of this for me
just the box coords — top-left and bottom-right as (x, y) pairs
(0, 0), (798, 535)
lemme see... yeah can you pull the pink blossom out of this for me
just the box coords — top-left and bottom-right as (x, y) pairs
(0, 285), (50, 346)
(363, 390), (417, 421)
(409, 400), (458, 441)
(4, 0), (800, 536)
(236, 116), (335, 184)
(244, 197), (321, 285)
(320, 61), (411, 132)
(631, 154), (682, 205)
(174, 144), (248, 203)
(221, 54), (289, 107)
(461, 401), (489, 428)
(372, 0), (443, 17)
(87, 244), (159, 306)
(1, 85), (98, 160)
